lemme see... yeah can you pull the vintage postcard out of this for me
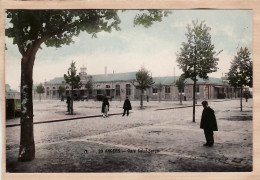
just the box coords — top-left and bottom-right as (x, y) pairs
(1, 0), (260, 180)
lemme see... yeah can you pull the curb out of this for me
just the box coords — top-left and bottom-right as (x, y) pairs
(6, 105), (202, 128)
(6, 113), (123, 128)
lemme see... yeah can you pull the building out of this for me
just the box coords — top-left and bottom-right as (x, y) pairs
(41, 67), (243, 101)
(5, 84), (21, 119)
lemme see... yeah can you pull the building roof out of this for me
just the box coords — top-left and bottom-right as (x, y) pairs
(45, 77), (65, 85)
(92, 72), (137, 82)
(45, 72), (137, 84)
(45, 72), (225, 86)
(153, 76), (225, 85)
(6, 89), (19, 93)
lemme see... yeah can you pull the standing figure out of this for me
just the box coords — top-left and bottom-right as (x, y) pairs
(122, 96), (132, 116)
(147, 95), (149, 102)
(200, 101), (218, 147)
(102, 95), (109, 118)
(245, 93), (249, 102)
(66, 96), (71, 113)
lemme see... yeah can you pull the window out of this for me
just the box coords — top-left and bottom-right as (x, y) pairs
(106, 85), (110, 88)
(179, 88), (184, 93)
(116, 85), (120, 96)
(165, 86), (171, 93)
(196, 85), (200, 93)
(66, 86), (69, 89)
(153, 88), (158, 95)
(126, 84), (131, 96)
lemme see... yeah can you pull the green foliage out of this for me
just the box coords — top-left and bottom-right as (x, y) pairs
(134, 10), (172, 28)
(135, 67), (154, 91)
(85, 75), (93, 92)
(58, 85), (65, 96)
(6, 10), (120, 49)
(36, 83), (44, 94)
(6, 10), (170, 52)
(175, 75), (186, 92)
(64, 61), (82, 90)
(227, 47), (252, 88)
(176, 20), (219, 81)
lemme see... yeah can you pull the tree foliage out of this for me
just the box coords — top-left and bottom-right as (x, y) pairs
(175, 75), (186, 92)
(135, 67), (154, 91)
(175, 75), (186, 105)
(36, 83), (44, 101)
(36, 83), (44, 94)
(227, 47), (252, 88)
(64, 61), (82, 114)
(58, 85), (65, 97)
(176, 20), (219, 81)
(64, 61), (82, 90)
(135, 67), (154, 108)
(227, 47), (252, 111)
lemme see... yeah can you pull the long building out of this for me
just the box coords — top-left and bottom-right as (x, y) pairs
(40, 67), (243, 101)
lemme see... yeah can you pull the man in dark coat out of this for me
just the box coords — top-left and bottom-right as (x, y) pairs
(101, 95), (109, 118)
(122, 96), (132, 116)
(200, 101), (218, 147)
(66, 96), (71, 112)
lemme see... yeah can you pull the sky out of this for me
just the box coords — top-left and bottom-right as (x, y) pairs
(5, 10), (252, 91)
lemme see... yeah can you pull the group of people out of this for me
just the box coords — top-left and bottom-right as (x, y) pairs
(66, 94), (218, 147)
(101, 95), (132, 118)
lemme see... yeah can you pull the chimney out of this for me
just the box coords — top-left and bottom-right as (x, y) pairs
(105, 66), (107, 76)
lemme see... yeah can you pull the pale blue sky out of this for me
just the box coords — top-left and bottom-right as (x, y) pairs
(5, 10), (252, 90)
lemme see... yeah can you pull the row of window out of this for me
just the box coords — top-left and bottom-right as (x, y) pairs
(45, 85), (200, 96)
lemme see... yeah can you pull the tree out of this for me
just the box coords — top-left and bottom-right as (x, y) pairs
(64, 61), (82, 115)
(5, 9), (170, 161)
(175, 75), (186, 105)
(134, 67), (154, 108)
(227, 47), (252, 111)
(85, 75), (93, 96)
(58, 85), (65, 98)
(176, 20), (219, 122)
(158, 83), (163, 102)
(36, 83), (44, 101)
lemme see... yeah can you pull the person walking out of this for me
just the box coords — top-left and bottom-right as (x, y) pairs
(102, 95), (109, 118)
(200, 101), (218, 147)
(122, 96), (132, 116)
(66, 95), (71, 113)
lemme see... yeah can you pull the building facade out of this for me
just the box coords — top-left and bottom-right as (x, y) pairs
(40, 67), (244, 101)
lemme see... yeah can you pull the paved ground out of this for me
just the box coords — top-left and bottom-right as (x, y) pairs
(5, 98), (252, 172)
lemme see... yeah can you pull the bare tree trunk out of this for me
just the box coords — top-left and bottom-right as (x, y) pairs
(193, 80), (196, 122)
(140, 90), (143, 108)
(18, 57), (35, 162)
(240, 87), (243, 112)
(70, 89), (74, 114)
(180, 92), (183, 105)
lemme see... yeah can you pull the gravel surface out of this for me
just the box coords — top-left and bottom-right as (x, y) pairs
(6, 98), (252, 172)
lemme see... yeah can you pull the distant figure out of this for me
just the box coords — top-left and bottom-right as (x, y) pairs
(122, 96), (132, 116)
(102, 96), (109, 118)
(200, 101), (218, 147)
(245, 93), (249, 102)
(61, 95), (64, 101)
(147, 95), (149, 102)
(66, 96), (71, 113)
